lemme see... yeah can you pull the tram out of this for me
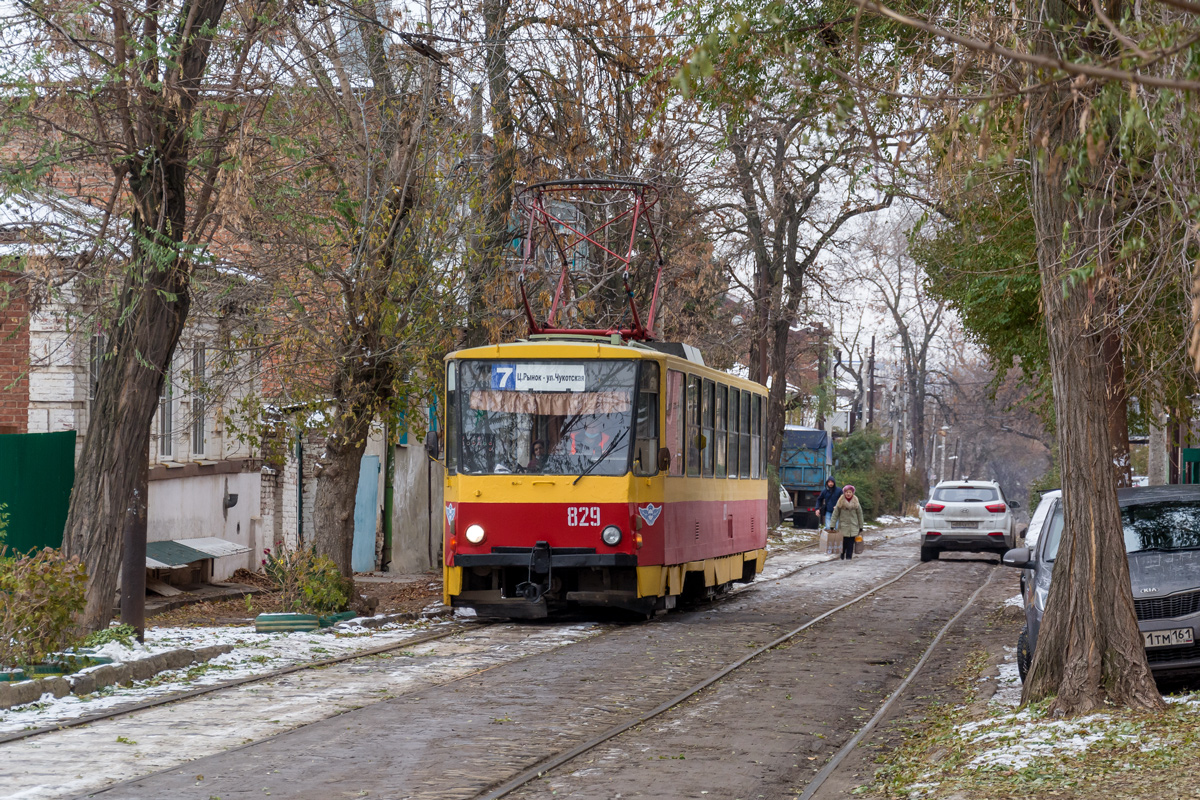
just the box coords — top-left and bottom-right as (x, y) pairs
(438, 179), (769, 618)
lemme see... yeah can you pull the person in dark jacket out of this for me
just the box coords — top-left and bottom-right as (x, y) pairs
(816, 477), (839, 530)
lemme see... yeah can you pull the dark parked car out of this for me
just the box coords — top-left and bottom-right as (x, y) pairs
(1002, 485), (1200, 681)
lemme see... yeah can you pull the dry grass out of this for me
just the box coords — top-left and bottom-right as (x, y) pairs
(148, 571), (443, 629)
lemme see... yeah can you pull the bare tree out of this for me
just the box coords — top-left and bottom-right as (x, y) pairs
(845, 212), (947, 492)
(1, 0), (274, 628)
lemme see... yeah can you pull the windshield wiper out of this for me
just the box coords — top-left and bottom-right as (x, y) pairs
(573, 429), (627, 485)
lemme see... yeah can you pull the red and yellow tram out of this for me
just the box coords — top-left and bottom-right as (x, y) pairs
(440, 178), (769, 617)
(440, 336), (769, 618)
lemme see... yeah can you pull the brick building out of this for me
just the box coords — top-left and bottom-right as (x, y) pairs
(0, 274), (30, 434)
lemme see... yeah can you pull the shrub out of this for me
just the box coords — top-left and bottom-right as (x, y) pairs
(0, 547), (87, 667)
(263, 547), (351, 614)
(82, 624), (138, 650)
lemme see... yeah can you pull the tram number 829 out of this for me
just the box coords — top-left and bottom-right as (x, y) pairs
(567, 506), (601, 527)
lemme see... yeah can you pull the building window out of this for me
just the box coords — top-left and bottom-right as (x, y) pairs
(159, 360), (173, 457)
(192, 343), (206, 456)
(89, 333), (107, 402)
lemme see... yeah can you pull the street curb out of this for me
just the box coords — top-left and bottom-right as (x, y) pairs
(0, 644), (234, 710)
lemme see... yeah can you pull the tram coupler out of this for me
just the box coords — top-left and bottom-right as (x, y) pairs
(515, 541), (553, 602)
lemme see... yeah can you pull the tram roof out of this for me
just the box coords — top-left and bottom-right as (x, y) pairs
(446, 337), (765, 392)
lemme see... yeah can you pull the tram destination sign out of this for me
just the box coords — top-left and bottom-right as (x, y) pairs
(491, 362), (587, 392)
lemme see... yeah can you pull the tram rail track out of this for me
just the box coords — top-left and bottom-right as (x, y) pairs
(0, 526), (912, 752)
(473, 539), (992, 800)
(0, 526), (906, 749)
(0, 619), (483, 747)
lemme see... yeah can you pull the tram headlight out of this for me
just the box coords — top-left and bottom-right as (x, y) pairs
(465, 524), (486, 545)
(601, 525), (622, 546)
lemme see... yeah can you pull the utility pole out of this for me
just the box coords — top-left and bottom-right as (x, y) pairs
(120, 451), (148, 643)
(815, 336), (827, 431)
(867, 335), (876, 429)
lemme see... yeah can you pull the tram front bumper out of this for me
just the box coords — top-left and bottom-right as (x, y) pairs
(450, 543), (647, 618)
(453, 547), (637, 569)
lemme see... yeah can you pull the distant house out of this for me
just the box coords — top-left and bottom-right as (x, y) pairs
(2, 193), (442, 582)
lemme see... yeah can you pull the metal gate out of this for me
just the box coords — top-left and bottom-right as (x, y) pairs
(0, 430), (76, 552)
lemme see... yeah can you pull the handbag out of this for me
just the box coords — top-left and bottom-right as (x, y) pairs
(854, 535), (864, 554)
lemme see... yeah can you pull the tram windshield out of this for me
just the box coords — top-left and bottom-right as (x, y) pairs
(456, 360), (638, 476)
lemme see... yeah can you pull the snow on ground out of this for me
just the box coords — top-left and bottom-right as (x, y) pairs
(0, 610), (455, 734)
(1, 620), (606, 800)
(911, 629), (1197, 788)
(874, 514), (920, 525)
(1004, 593), (1024, 608)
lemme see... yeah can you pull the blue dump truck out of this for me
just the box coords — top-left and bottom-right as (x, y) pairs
(780, 426), (833, 527)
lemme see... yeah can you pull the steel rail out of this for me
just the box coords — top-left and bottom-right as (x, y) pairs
(0, 526), (911, 750)
(473, 544), (939, 800)
(0, 619), (484, 746)
(796, 566), (999, 800)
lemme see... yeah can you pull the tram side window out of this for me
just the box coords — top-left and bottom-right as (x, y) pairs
(715, 384), (727, 478)
(759, 395), (767, 478)
(686, 375), (701, 477)
(702, 380), (715, 477)
(751, 394), (762, 479)
(739, 389), (752, 478)
(446, 362), (457, 474)
(728, 389), (739, 478)
(634, 362), (660, 476)
(666, 369), (684, 476)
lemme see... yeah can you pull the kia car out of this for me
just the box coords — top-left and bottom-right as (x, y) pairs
(1003, 485), (1200, 681)
(919, 480), (1019, 562)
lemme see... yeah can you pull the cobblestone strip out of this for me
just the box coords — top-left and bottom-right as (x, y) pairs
(94, 534), (929, 800)
(0, 624), (605, 800)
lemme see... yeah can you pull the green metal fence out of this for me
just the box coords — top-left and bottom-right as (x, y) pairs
(0, 430), (75, 552)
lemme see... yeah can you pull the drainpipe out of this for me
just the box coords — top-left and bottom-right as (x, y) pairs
(296, 422), (304, 545)
(382, 419), (395, 572)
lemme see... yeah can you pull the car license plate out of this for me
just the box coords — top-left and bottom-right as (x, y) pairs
(1144, 628), (1194, 648)
(949, 521), (978, 529)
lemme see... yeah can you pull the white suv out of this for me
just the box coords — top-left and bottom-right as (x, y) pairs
(920, 480), (1020, 562)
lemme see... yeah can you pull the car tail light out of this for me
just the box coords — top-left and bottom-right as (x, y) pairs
(987, 531), (1005, 537)
(926, 531), (941, 536)
(924, 503), (945, 513)
(986, 503), (1007, 513)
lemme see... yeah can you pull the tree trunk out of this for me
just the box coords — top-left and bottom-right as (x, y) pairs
(765, 313), (792, 526)
(59, 0), (231, 631)
(468, 0), (516, 348)
(1104, 326), (1132, 486)
(64, 270), (187, 630)
(1021, 5), (1163, 710)
(311, 409), (376, 577)
(907, 371), (927, 495)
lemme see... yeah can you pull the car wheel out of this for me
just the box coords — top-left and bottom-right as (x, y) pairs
(1017, 626), (1032, 683)
(920, 546), (938, 563)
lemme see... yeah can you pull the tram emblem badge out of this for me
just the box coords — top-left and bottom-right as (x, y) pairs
(445, 504), (456, 525)
(638, 503), (662, 527)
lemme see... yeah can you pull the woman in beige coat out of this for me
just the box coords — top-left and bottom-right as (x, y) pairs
(831, 485), (864, 560)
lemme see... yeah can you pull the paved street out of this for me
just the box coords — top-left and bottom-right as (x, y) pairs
(0, 526), (1023, 800)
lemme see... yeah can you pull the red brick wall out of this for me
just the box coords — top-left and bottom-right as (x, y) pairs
(0, 274), (30, 434)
